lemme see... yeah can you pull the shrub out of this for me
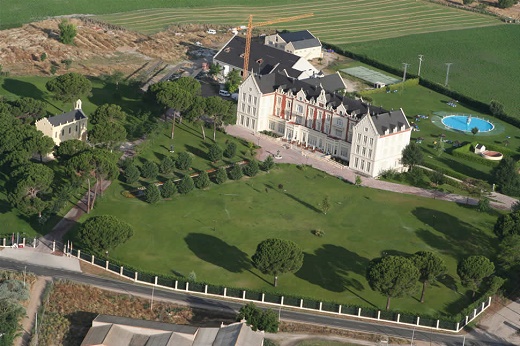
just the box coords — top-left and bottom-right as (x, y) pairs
(187, 271), (197, 282)
(215, 167), (228, 184)
(124, 164), (140, 184)
(145, 184), (161, 204)
(243, 160), (259, 177)
(229, 163), (243, 180)
(141, 161), (158, 180)
(498, 0), (515, 9)
(463, 0), (474, 4)
(208, 143), (223, 162)
(161, 179), (176, 198)
(311, 229), (325, 237)
(195, 171), (211, 189)
(262, 155), (275, 172)
(58, 19), (76, 45)
(177, 175), (195, 194)
(431, 170), (446, 185)
(224, 141), (237, 158)
(176, 152), (192, 171)
(236, 302), (279, 333)
(159, 156), (175, 175)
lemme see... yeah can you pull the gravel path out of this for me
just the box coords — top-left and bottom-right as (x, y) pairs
(13, 276), (50, 346)
(226, 125), (518, 210)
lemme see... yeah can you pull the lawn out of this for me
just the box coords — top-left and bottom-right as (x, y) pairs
(71, 162), (500, 317)
(345, 25), (520, 117)
(351, 78), (520, 182)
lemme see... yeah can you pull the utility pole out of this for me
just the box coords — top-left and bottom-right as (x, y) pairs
(402, 63), (410, 83)
(445, 63), (453, 87)
(418, 55), (424, 76)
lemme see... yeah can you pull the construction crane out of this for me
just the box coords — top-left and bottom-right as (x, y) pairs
(242, 13), (314, 80)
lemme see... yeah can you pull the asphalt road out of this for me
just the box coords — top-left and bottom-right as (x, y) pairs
(0, 258), (512, 346)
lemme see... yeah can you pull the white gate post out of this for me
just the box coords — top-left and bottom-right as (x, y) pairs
(416, 317), (420, 326)
(186, 282), (189, 291)
(204, 285), (208, 294)
(52, 240), (55, 252)
(338, 305), (342, 314)
(77, 249), (81, 259)
(436, 320), (440, 329)
(134, 271), (138, 282)
(358, 308), (361, 317)
(242, 291), (246, 300)
(91, 255), (95, 264)
(223, 288), (227, 297)
(300, 299), (303, 308)
(377, 311), (381, 320)
(105, 260), (109, 270)
(319, 302), (323, 311)
(154, 276), (158, 285)
(397, 314), (400, 323)
(120, 266), (123, 276)
(261, 293), (265, 302)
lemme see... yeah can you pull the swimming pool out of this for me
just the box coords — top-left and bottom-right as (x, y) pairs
(441, 115), (494, 133)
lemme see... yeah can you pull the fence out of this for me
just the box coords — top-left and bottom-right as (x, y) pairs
(66, 246), (491, 333)
(0, 235), (38, 249)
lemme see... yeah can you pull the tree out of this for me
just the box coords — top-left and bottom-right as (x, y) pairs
(497, 235), (520, 272)
(229, 163), (243, 180)
(89, 121), (127, 149)
(161, 179), (177, 198)
(252, 238), (304, 287)
(124, 164), (140, 184)
(58, 19), (77, 45)
(355, 175), (362, 186)
(494, 211), (520, 239)
(159, 156), (175, 175)
(145, 184), (161, 204)
(208, 63), (223, 79)
(50, 65), (58, 75)
(33, 133), (55, 162)
(79, 215), (133, 252)
(492, 157), (520, 196)
(477, 197), (491, 212)
(194, 171), (211, 189)
(225, 69), (241, 94)
(262, 155), (275, 172)
(178, 175), (195, 194)
(13, 97), (46, 122)
(176, 152), (192, 171)
(471, 127), (479, 136)
(457, 256), (495, 297)
(90, 104), (127, 125)
(208, 143), (223, 162)
(45, 72), (92, 103)
(490, 100), (505, 117)
(463, 0), (474, 4)
(0, 299), (25, 346)
(40, 52), (47, 61)
(215, 167), (228, 184)
(367, 256), (419, 310)
(498, 0), (516, 9)
(320, 195), (331, 215)
(56, 139), (88, 159)
(411, 251), (447, 303)
(401, 142), (424, 169)
(236, 302), (279, 332)
(224, 141), (237, 158)
(243, 159), (259, 177)
(141, 161), (159, 180)
(8, 163), (54, 218)
(204, 96), (234, 141)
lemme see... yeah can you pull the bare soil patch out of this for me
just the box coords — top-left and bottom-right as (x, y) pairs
(434, 0), (520, 20)
(0, 18), (233, 77)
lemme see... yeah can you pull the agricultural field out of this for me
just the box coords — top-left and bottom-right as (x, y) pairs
(94, 0), (500, 40)
(70, 161), (500, 316)
(346, 25), (520, 117)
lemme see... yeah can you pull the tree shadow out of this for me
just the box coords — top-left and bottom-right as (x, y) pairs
(412, 208), (498, 260)
(264, 183), (321, 213)
(185, 144), (209, 162)
(2, 78), (45, 100)
(177, 122), (203, 139)
(184, 233), (251, 273)
(63, 311), (97, 346)
(438, 274), (458, 293)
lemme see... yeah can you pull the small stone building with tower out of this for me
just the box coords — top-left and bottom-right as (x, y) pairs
(35, 99), (88, 145)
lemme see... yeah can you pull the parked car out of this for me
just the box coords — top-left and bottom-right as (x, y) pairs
(207, 29), (216, 34)
(219, 90), (231, 97)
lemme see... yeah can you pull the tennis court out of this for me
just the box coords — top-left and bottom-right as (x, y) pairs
(341, 66), (400, 86)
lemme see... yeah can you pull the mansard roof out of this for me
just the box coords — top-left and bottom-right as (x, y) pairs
(214, 36), (304, 78)
(370, 109), (410, 135)
(47, 109), (87, 127)
(254, 71), (385, 116)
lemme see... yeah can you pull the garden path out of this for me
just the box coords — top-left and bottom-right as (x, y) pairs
(225, 125), (518, 211)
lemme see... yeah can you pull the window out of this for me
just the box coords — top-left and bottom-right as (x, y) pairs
(335, 129), (342, 137)
(368, 149), (372, 158)
(316, 122), (321, 131)
(241, 103), (245, 112)
(75, 125), (78, 132)
(357, 133), (361, 141)
(360, 160), (365, 170)
(325, 125), (329, 134)
(362, 147), (366, 156)
(254, 96), (258, 104)
(296, 105), (303, 114)
(287, 101), (292, 108)
(340, 148), (348, 157)
(356, 145), (360, 154)
(336, 118), (343, 126)
(367, 162), (371, 172)
(252, 119), (256, 129)
(246, 118), (250, 127)
(363, 135), (367, 144)
(248, 95), (252, 103)
(364, 127), (368, 132)
(369, 138), (374, 146)
(61, 129), (64, 136)
(243, 93), (246, 101)
(326, 114), (331, 120)
(276, 107), (281, 116)
(296, 116), (302, 125)
(277, 96), (282, 105)
(247, 105), (251, 114)
(241, 115), (244, 125)
(55, 132), (57, 138)
(307, 118), (312, 127)
(69, 127), (71, 134)
(253, 107), (256, 115)
(354, 157), (359, 168)
(269, 121), (275, 130)
(278, 123), (285, 133)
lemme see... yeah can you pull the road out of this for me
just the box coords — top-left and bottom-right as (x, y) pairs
(0, 258), (512, 346)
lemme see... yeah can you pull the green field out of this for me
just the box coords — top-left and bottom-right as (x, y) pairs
(94, 0), (500, 40)
(346, 25), (520, 117)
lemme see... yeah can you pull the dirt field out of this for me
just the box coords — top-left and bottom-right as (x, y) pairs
(0, 18), (232, 77)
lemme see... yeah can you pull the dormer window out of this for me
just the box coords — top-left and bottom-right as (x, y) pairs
(224, 47), (230, 53)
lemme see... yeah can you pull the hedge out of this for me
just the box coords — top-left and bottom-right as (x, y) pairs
(452, 144), (499, 168)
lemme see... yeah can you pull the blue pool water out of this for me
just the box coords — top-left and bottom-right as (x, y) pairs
(441, 115), (494, 132)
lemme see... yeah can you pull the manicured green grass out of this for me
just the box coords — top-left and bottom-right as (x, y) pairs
(354, 80), (520, 182)
(94, 0), (499, 38)
(346, 25), (520, 117)
(72, 163), (499, 316)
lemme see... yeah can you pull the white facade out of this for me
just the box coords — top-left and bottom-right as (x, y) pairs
(264, 31), (322, 60)
(236, 74), (411, 177)
(35, 99), (88, 146)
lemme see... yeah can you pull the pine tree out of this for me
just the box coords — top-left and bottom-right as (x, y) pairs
(243, 160), (259, 177)
(195, 171), (210, 189)
(161, 179), (177, 198)
(145, 184), (161, 204)
(229, 163), (243, 180)
(215, 167), (228, 184)
(177, 175), (195, 194)
(124, 164), (140, 184)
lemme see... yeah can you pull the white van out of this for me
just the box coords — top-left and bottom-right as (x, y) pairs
(219, 90), (231, 97)
(207, 29), (216, 35)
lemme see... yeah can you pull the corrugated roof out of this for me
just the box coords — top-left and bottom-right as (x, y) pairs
(47, 109), (87, 127)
